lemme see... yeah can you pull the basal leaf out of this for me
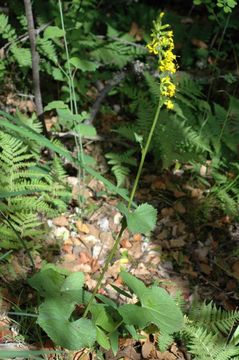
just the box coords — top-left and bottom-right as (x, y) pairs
(109, 331), (119, 355)
(91, 304), (116, 332)
(28, 267), (67, 297)
(120, 272), (146, 298)
(60, 272), (84, 292)
(96, 327), (110, 350)
(38, 296), (96, 350)
(120, 272), (184, 334)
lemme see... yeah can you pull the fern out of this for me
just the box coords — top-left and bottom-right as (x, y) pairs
(189, 301), (239, 335)
(180, 302), (239, 360)
(183, 325), (239, 360)
(158, 332), (174, 352)
(37, 37), (58, 64)
(0, 14), (17, 41)
(105, 150), (137, 187)
(10, 44), (32, 68)
(0, 131), (71, 249)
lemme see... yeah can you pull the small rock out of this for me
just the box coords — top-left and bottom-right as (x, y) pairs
(54, 227), (70, 241)
(97, 217), (109, 231)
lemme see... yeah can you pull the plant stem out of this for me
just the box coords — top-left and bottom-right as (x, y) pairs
(83, 99), (163, 315)
(128, 99), (163, 209)
(83, 222), (126, 318)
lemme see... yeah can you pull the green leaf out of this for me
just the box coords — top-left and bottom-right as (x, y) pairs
(110, 331), (119, 355)
(91, 304), (116, 332)
(57, 108), (86, 126)
(75, 124), (97, 137)
(44, 26), (64, 39)
(119, 272), (184, 334)
(118, 203), (157, 234)
(44, 101), (68, 111)
(38, 296), (96, 350)
(52, 68), (64, 81)
(0, 113), (135, 204)
(96, 327), (110, 350)
(60, 272), (84, 292)
(28, 267), (67, 297)
(70, 57), (100, 72)
(120, 271), (146, 298)
(96, 294), (118, 309)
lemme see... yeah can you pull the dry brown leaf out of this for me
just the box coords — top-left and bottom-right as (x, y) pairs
(161, 207), (175, 217)
(62, 244), (73, 254)
(76, 220), (90, 234)
(173, 202), (186, 214)
(120, 238), (132, 249)
(129, 22), (143, 41)
(152, 179), (166, 190)
(141, 340), (155, 358)
(169, 236), (186, 248)
(52, 216), (69, 227)
(157, 350), (177, 360)
(191, 188), (203, 199)
(232, 260), (239, 279)
(133, 233), (142, 242)
(78, 251), (91, 264)
(192, 38), (208, 49)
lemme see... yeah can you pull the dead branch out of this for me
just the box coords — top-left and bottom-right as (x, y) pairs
(23, 0), (48, 137)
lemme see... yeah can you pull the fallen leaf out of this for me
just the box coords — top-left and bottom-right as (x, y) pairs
(232, 260), (239, 279)
(173, 202), (186, 214)
(120, 238), (132, 248)
(62, 244), (73, 254)
(52, 216), (69, 227)
(169, 237), (186, 248)
(133, 233), (142, 242)
(200, 263), (212, 275)
(76, 220), (90, 234)
(141, 340), (155, 358)
(192, 38), (208, 49)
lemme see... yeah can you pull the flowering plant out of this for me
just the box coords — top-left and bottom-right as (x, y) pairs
(147, 12), (177, 109)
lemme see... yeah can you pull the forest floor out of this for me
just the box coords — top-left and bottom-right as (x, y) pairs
(1, 114), (239, 359)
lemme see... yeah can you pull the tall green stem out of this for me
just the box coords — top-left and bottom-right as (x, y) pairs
(83, 222), (126, 318)
(83, 98), (163, 316)
(128, 99), (163, 209)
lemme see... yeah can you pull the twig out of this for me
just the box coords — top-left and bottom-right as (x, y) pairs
(87, 71), (126, 124)
(96, 34), (146, 49)
(23, 0), (48, 137)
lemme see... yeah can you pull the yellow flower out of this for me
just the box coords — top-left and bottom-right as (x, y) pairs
(164, 99), (174, 109)
(146, 12), (178, 111)
(160, 76), (176, 97)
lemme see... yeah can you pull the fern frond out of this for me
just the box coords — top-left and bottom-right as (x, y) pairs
(189, 301), (239, 335)
(183, 325), (225, 360)
(158, 332), (174, 352)
(0, 14), (17, 41)
(37, 38), (57, 64)
(10, 44), (32, 67)
(105, 150), (137, 187)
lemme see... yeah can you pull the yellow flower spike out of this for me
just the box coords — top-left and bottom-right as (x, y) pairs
(164, 100), (174, 109)
(146, 11), (178, 111)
